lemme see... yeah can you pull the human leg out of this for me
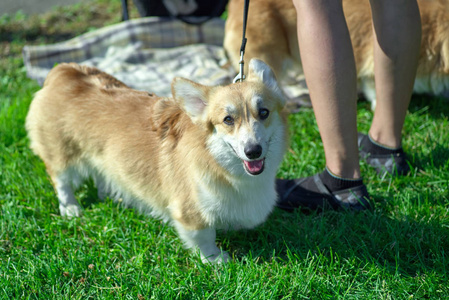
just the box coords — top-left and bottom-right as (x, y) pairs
(356, 0), (421, 175)
(276, 0), (370, 211)
(292, 0), (360, 179)
(368, 0), (421, 148)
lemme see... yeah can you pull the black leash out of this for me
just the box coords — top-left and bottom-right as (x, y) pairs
(233, 0), (250, 83)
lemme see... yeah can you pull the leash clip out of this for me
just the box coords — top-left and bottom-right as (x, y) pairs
(233, 50), (246, 83)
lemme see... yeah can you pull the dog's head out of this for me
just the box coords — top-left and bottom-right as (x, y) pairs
(172, 59), (287, 177)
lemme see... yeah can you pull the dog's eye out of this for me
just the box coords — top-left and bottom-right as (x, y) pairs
(223, 116), (234, 125)
(259, 108), (270, 120)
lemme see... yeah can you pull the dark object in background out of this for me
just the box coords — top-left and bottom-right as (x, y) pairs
(121, 0), (228, 24)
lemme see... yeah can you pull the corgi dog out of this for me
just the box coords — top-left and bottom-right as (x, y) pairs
(225, 0), (449, 109)
(25, 60), (288, 263)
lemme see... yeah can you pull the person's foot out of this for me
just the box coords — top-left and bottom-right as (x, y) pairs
(358, 133), (410, 176)
(276, 169), (371, 212)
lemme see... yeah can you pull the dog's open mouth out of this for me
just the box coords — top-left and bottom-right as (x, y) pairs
(243, 159), (265, 175)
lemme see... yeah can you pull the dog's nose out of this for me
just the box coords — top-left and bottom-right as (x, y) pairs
(244, 144), (262, 159)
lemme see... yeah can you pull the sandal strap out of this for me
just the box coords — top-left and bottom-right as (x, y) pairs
(313, 174), (332, 196)
(281, 177), (307, 201)
(333, 184), (370, 210)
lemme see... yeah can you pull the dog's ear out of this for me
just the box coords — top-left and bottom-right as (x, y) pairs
(247, 58), (283, 98)
(172, 77), (209, 123)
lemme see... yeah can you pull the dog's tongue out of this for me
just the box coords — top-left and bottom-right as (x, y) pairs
(244, 159), (264, 174)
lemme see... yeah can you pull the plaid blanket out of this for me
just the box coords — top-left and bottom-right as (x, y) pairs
(23, 17), (308, 104)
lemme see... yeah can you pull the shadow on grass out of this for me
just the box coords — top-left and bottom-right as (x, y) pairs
(412, 142), (449, 171)
(66, 176), (449, 280)
(408, 94), (449, 118)
(403, 94), (449, 173)
(223, 202), (449, 278)
(77, 179), (105, 210)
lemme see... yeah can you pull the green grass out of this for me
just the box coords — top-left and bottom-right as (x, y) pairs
(1, 1), (449, 298)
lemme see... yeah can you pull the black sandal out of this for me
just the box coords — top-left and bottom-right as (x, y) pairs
(358, 133), (410, 176)
(276, 174), (371, 212)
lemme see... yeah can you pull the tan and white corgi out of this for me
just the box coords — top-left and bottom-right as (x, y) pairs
(25, 60), (288, 263)
(225, 0), (449, 109)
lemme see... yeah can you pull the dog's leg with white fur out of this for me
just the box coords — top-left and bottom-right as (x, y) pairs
(173, 222), (230, 263)
(53, 172), (83, 217)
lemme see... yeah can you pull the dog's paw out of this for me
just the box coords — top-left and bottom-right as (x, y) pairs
(201, 251), (231, 264)
(60, 204), (83, 217)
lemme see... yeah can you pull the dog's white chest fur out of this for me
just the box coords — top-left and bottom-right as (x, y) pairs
(196, 172), (277, 230)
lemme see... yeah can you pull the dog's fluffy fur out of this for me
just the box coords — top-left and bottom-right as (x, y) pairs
(25, 60), (288, 263)
(225, 0), (449, 109)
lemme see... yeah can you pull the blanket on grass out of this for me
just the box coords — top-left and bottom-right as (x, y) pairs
(23, 17), (307, 103)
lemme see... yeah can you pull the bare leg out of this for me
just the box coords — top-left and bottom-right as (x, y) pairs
(293, 0), (360, 178)
(368, 0), (421, 148)
(276, 0), (419, 211)
(276, 0), (370, 211)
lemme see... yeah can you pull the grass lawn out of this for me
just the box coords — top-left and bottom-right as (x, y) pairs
(1, 1), (449, 298)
